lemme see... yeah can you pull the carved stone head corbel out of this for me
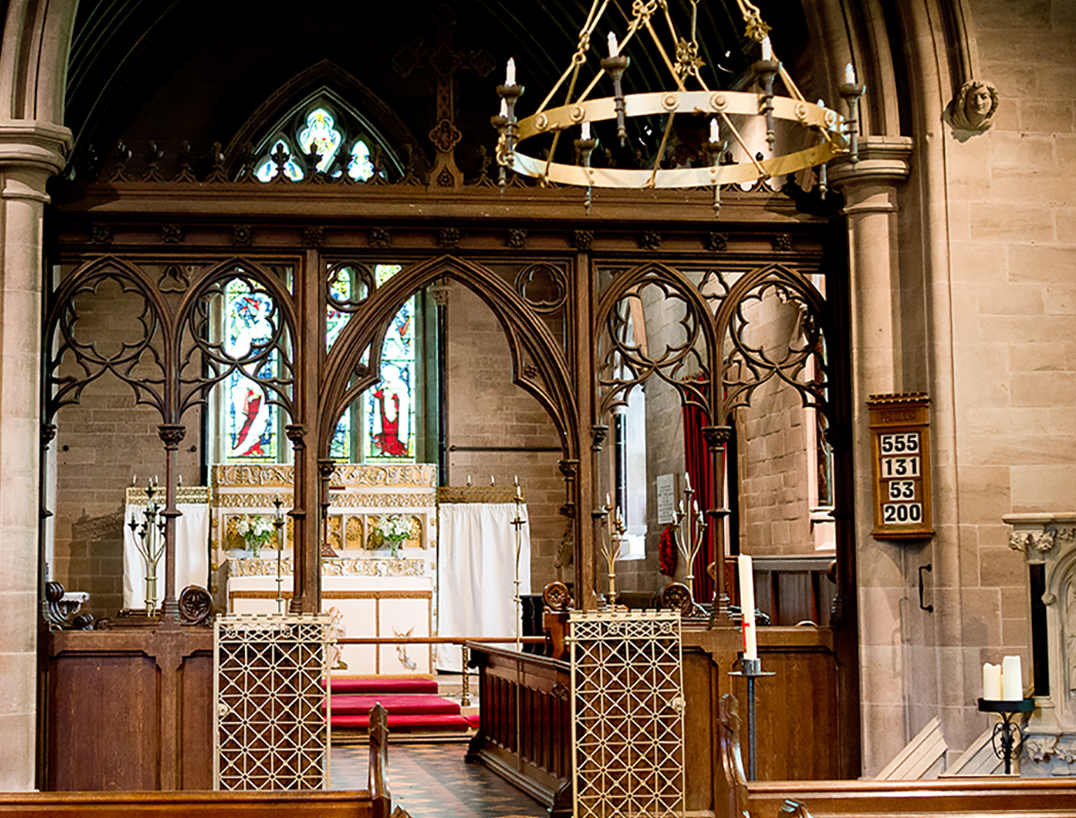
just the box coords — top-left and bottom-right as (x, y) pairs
(949, 79), (999, 132)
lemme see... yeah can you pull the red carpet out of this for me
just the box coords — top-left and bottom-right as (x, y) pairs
(326, 677), (474, 734)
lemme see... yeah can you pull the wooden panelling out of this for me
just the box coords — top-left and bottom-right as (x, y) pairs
(467, 645), (571, 812)
(470, 625), (846, 818)
(748, 778), (1076, 817)
(0, 790), (377, 817)
(46, 626), (214, 791)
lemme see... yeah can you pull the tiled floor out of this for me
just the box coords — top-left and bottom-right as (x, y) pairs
(330, 741), (547, 818)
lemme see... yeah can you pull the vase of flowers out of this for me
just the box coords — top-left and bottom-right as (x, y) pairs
(375, 514), (412, 559)
(235, 514), (275, 558)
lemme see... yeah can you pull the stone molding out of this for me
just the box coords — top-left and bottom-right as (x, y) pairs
(0, 120), (72, 178)
(1004, 513), (1076, 557)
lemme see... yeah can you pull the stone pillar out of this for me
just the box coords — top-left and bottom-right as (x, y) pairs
(830, 136), (914, 775)
(0, 123), (70, 790)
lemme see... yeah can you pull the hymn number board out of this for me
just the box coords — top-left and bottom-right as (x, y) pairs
(868, 393), (934, 540)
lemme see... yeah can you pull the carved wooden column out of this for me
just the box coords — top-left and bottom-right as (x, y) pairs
(157, 423), (186, 625)
(703, 425), (732, 620)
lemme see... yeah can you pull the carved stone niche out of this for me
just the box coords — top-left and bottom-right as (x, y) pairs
(1006, 512), (1076, 774)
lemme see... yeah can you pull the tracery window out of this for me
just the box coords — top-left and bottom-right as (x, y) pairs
(253, 104), (378, 182)
(326, 264), (418, 464)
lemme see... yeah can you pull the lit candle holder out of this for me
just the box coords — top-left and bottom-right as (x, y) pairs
(739, 554), (757, 660)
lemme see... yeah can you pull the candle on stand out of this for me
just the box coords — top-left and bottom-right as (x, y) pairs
(505, 58), (516, 86)
(1001, 655), (1023, 701)
(982, 663), (1002, 700)
(581, 121), (591, 141)
(844, 62), (856, 85)
(499, 99), (508, 118)
(709, 118), (719, 143)
(761, 36), (772, 61)
(738, 554), (757, 660)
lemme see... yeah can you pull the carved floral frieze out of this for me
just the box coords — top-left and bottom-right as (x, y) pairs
(228, 557), (427, 578)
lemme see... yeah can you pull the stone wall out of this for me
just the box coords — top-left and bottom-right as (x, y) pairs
(938, 0), (1076, 758)
(443, 283), (568, 591)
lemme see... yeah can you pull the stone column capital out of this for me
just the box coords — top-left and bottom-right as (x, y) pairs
(1004, 512), (1076, 561)
(829, 136), (913, 214)
(0, 120), (72, 183)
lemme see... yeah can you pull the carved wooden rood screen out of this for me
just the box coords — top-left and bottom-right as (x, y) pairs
(41, 212), (860, 786)
(42, 227), (852, 616)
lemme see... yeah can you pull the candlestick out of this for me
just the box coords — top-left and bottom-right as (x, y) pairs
(506, 58), (516, 86)
(844, 62), (856, 85)
(761, 36), (772, 61)
(709, 118), (719, 143)
(739, 554), (757, 660)
(499, 99), (508, 118)
(684, 471), (691, 492)
(581, 121), (591, 141)
(607, 31), (618, 57)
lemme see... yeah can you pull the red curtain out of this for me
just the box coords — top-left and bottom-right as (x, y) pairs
(682, 403), (716, 604)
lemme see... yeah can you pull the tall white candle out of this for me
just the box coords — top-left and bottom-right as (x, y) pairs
(738, 554), (757, 660)
(506, 58), (516, 86)
(1001, 655), (1023, 701)
(761, 36), (772, 61)
(581, 121), (591, 140)
(607, 31), (619, 57)
(499, 99), (508, 118)
(844, 62), (856, 85)
(709, 118), (719, 143)
(982, 663), (1002, 700)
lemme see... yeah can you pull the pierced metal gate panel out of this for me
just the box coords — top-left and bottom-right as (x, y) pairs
(214, 613), (332, 790)
(569, 610), (685, 818)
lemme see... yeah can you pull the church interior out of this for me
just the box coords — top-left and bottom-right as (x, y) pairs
(1, 0), (1076, 815)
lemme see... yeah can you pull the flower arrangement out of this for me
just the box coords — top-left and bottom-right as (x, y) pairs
(375, 514), (413, 558)
(235, 514), (275, 557)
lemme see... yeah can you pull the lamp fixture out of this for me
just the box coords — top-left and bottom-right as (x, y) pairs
(492, 0), (865, 215)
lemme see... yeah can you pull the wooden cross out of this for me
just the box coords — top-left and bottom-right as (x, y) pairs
(393, 3), (495, 188)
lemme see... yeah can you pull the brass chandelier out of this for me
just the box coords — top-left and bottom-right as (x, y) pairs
(492, 0), (864, 213)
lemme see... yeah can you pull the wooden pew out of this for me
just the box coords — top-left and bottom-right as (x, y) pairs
(717, 693), (1076, 817)
(0, 705), (404, 818)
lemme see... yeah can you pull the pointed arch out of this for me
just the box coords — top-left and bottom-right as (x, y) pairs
(222, 59), (427, 179)
(321, 254), (578, 461)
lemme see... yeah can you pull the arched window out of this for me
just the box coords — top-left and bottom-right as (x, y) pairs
(252, 102), (387, 182)
(328, 264), (420, 464)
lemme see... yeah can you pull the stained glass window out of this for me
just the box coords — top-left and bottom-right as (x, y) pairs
(348, 141), (374, 181)
(254, 139), (304, 182)
(364, 265), (415, 463)
(224, 278), (279, 461)
(298, 108), (342, 173)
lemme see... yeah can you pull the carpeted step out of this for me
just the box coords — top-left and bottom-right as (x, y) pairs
(331, 712), (473, 732)
(330, 694), (461, 717)
(328, 678), (439, 696)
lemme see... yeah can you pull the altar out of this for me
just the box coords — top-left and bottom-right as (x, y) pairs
(211, 463), (438, 676)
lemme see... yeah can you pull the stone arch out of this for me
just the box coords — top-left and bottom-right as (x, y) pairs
(320, 253), (578, 461)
